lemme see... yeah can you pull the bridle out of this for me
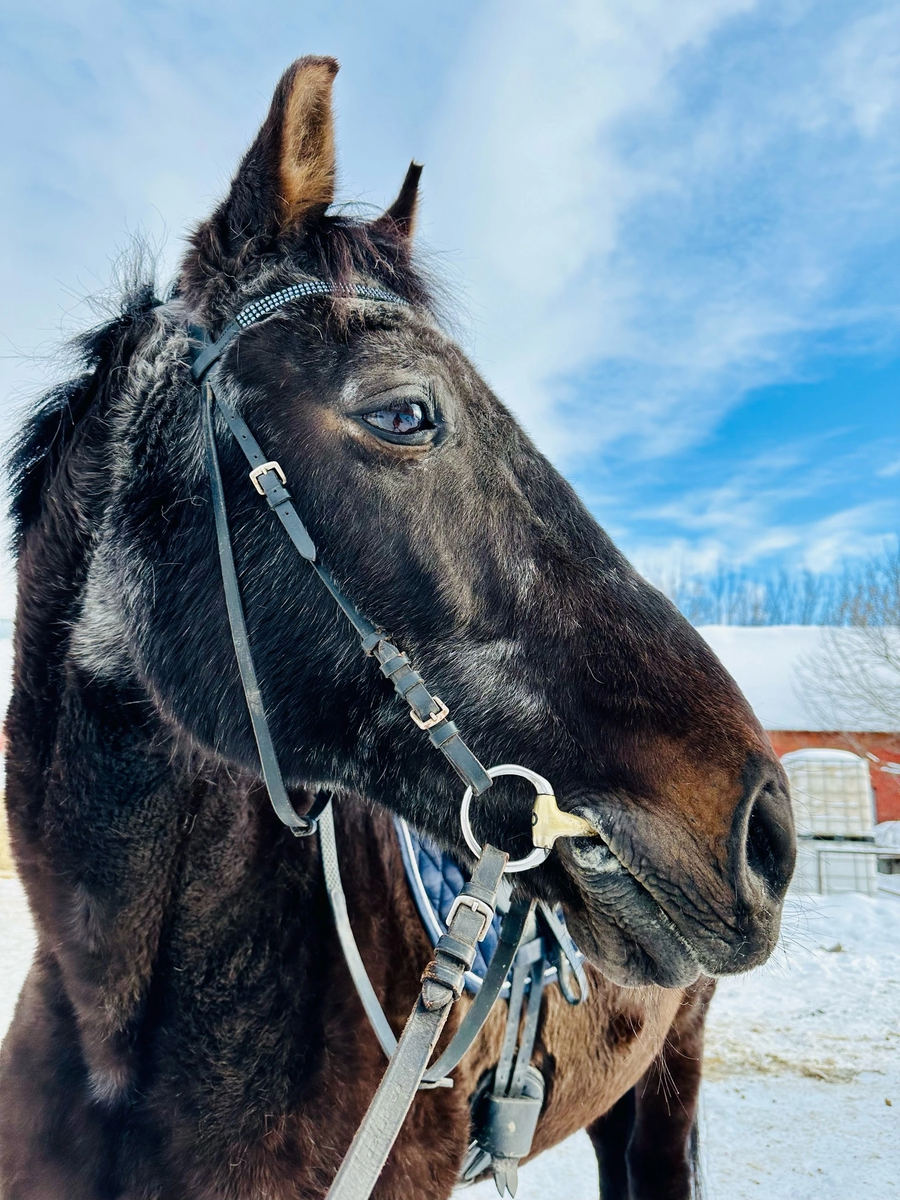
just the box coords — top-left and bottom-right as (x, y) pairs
(188, 278), (598, 1199)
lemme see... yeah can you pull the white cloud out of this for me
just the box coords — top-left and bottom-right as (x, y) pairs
(631, 490), (895, 580)
(1, 0), (897, 617)
(824, 8), (900, 139)
(423, 0), (900, 462)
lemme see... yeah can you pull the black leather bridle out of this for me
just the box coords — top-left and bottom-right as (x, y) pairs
(187, 279), (592, 1200)
(191, 279), (496, 837)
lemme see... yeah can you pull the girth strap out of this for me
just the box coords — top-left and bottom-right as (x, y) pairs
(493, 939), (542, 1098)
(508, 954), (546, 1098)
(463, 938), (549, 1196)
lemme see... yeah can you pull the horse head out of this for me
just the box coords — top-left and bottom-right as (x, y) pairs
(70, 57), (794, 991)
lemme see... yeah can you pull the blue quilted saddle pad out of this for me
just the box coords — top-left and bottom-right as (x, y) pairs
(394, 816), (503, 992)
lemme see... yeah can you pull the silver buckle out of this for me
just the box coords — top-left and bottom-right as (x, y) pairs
(410, 696), (450, 731)
(249, 461), (287, 494)
(446, 893), (494, 942)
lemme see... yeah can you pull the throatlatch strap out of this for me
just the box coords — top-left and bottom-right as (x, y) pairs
(318, 799), (400, 1062)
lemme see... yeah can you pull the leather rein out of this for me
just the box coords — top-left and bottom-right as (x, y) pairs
(188, 279), (598, 1200)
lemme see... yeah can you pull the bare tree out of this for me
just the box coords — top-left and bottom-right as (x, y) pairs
(650, 553), (893, 628)
(795, 545), (900, 733)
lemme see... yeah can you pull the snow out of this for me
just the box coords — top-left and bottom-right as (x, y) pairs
(1, 880), (897, 1198)
(0, 877), (32, 1039)
(696, 625), (900, 732)
(0, 637), (11, 730)
(783, 747), (866, 764)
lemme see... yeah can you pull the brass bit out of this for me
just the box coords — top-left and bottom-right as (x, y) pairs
(531, 792), (601, 851)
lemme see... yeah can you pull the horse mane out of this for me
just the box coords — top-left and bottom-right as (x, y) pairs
(7, 275), (161, 548)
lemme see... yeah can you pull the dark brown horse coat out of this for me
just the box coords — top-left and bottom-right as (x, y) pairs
(0, 57), (793, 1200)
(0, 790), (711, 1199)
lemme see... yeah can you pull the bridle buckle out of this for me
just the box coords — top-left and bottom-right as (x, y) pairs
(410, 696), (450, 731)
(446, 893), (494, 942)
(249, 460), (287, 494)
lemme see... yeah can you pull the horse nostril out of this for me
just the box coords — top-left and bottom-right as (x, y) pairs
(742, 782), (795, 899)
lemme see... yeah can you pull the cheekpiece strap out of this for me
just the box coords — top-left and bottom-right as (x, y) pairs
(192, 279), (493, 840)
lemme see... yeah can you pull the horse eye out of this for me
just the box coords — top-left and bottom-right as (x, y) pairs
(362, 399), (431, 436)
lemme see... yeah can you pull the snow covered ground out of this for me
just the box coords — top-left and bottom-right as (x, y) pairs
(1, 881), (897, 1198)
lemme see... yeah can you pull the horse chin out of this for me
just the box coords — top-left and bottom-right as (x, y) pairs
(562, 837), (704, 989)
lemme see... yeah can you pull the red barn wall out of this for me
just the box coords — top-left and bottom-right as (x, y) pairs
(766, 730), (900, 823)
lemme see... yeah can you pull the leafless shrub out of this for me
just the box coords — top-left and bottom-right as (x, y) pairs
(652, 542), (899, 629)
(794, 545), (900, 732)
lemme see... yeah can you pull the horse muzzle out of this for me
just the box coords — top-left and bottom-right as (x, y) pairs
(557, 766), (795, 988)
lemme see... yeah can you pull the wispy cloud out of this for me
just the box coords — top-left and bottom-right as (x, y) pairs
(0, 0), (897, 615)
(424, 0), (900, 462)
(626, 452), (898, 577)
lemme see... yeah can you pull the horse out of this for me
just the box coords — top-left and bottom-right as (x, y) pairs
(0, 56), (794, 1200)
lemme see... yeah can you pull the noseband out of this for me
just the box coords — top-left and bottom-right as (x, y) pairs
(188, 279), (598, 1199)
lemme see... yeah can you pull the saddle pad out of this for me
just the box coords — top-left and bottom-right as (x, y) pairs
(395, 817), (501, 992)
(395, 817), (566, 996)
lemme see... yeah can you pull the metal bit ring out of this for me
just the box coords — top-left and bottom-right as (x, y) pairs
(460, 764), (554, 874)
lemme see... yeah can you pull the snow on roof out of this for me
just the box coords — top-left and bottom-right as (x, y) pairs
(697, 625), (900, 733)
(781, 747), (862, 764)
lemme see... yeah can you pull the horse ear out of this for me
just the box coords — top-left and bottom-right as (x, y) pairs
(209, 57), (339, 250)
(372, 161), (423, 240)
(275, 56), (339, 220)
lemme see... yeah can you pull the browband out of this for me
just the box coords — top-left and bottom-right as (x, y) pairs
(191, 280), (409, 382)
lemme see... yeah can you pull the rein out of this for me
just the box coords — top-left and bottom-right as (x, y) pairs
(188, 279), (598, 1199)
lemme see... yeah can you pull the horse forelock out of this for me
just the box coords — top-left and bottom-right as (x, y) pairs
(7, 204), (434, 561)
(180, 210), (437, 336)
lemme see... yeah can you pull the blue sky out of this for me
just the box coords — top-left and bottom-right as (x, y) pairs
(0, 0), (897, 613)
